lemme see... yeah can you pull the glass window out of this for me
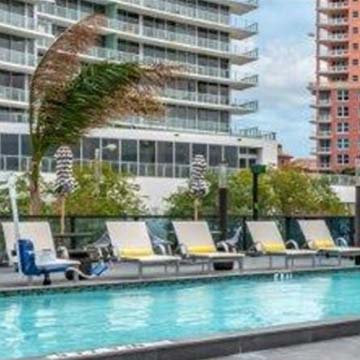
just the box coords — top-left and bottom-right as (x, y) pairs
(21, 134), (31, 155)
(102, 139), (119, 161)
(157, 141), (173, 164)
(140, 140), (155, 163)
(175, 142), (189, 164)
(1, 134), (18, 155)
(224, 146), (237, 168)
(209, 145), (222, 166)
(121, 139), (137, 162)
(239, 158), (247, 168)
(192, 143), (207, 162)
(82, 137), (99, 160)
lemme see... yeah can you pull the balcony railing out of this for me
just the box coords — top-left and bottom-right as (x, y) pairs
(319, 0), (349, 9)
(0, 112), (28, 123)
(320, 48), (348, 57)
(0, 86), (28, 103)
(0, 9), (36, 31)
(119, 0), (258, 34)
(319, 32), (348, 42)
(38, 2), (91, 22)
(161, 89), (256, 111)
(319, 17), (348, 26)
(0, 48), (36, 67)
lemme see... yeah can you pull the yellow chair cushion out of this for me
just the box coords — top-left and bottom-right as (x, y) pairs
(119, 248), (153, 258)
(262, 242), (286, 253)
(189, 245), (216, 254)
(312, 239), (334, 250)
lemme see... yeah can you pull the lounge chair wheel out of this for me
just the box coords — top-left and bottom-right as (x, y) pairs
(43, 273), (52, 286)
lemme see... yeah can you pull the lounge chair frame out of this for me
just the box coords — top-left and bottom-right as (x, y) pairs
(246, 221), (317, 269)
(106, 221), (180, 277)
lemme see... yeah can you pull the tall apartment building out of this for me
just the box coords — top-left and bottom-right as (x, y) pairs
(0, 0), (278, 211)
(312, 0), (360, 172)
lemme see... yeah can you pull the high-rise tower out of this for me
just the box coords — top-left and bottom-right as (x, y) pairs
(0, 0), (278, 211)
(312, 0), (360, 172)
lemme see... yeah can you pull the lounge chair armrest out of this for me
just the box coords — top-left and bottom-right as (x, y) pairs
(335, 237), (348, 247)
(177, 243), (189, 257)
(217, 241), (236, 253)
(154, 243), (167, 255)
(285, 239), (299, 250)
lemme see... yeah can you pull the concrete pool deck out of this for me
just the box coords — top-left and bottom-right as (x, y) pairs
(0, 255), (354, 291)
(215, 334), (360, 360)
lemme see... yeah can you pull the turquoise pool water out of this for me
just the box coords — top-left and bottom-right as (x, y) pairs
(2, 271), (360, 359)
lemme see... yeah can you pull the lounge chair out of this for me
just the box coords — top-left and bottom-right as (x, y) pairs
(1, 221), (79, 285)
(172, 221), (244, 272)
(298, 219), (360, 265)
(246, 221), (317, 269)
(106, 221), (180, 277)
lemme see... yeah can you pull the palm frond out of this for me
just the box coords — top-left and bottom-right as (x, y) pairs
(37, 62), (174, 149)
(30, 14), (104, 112)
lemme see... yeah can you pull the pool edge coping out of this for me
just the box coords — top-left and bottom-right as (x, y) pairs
(0, 264), (358, 297)
(32, 316), (360, 360)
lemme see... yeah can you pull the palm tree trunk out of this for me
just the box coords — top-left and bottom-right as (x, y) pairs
(29, 153), (42, 215)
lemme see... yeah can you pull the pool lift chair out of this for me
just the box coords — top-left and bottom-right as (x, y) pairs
(0, 175), (108, 285)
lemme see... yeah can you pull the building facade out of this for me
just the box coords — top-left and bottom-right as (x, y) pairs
(312, 0), (360, 172)
(0, 0), (278, 211)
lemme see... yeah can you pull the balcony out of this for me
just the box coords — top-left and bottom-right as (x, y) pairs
(0, 112), (28, 123)
(160, 88), (258, 113)
(38, 3), (91, 22)
(319, 32), (348, 43)
(318, 17), (349, 27)
(311, 130), (332, 139)
(0, 86), (28, 105)
(0, 48), (36, 69)
(0, 9), (39, 36)
(117, 0), (257, 39)
(319, 48), (348, 59)
(319, 65), (348, 75)
(318, 0), (349, 11)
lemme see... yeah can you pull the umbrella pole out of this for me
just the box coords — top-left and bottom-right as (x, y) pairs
(60, 195), (66, 235)
(194, 198), (199, 221)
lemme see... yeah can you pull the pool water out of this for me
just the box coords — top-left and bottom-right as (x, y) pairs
(2, 271), (360, 359)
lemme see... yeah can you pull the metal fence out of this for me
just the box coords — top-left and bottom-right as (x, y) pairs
(0, 215), (355, 254)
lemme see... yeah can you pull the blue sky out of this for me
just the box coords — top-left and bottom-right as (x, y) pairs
(233, 0), (315, 157)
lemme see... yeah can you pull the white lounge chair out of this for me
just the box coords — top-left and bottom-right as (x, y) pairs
(172, 221), (244, 272)
(298, 219), (360, 265)
(246, 221), (317, 269)
(106, 221), (180, 277)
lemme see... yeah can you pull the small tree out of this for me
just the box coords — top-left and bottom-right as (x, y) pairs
(61, 164), (146, 216)
(165, 167), (348, 217)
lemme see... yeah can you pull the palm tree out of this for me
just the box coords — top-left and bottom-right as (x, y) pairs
(28, 15), (172, 214)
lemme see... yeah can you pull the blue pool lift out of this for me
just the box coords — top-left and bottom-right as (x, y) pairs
(1, 174), (108, 285)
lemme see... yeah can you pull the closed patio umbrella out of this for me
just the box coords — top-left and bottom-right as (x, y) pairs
(189, 154), (209, 220)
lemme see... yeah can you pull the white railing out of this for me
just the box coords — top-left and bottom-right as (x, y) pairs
(38, 2), (91, 22)
(0, 9), (36, 31)
(0, 86), (28, 103)
(0, 112), (28, 123)
(0, 48), (36, 67)
(319, 0), (349, 9)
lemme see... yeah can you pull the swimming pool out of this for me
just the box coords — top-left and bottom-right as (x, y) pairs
(2, 270), (360, 359)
